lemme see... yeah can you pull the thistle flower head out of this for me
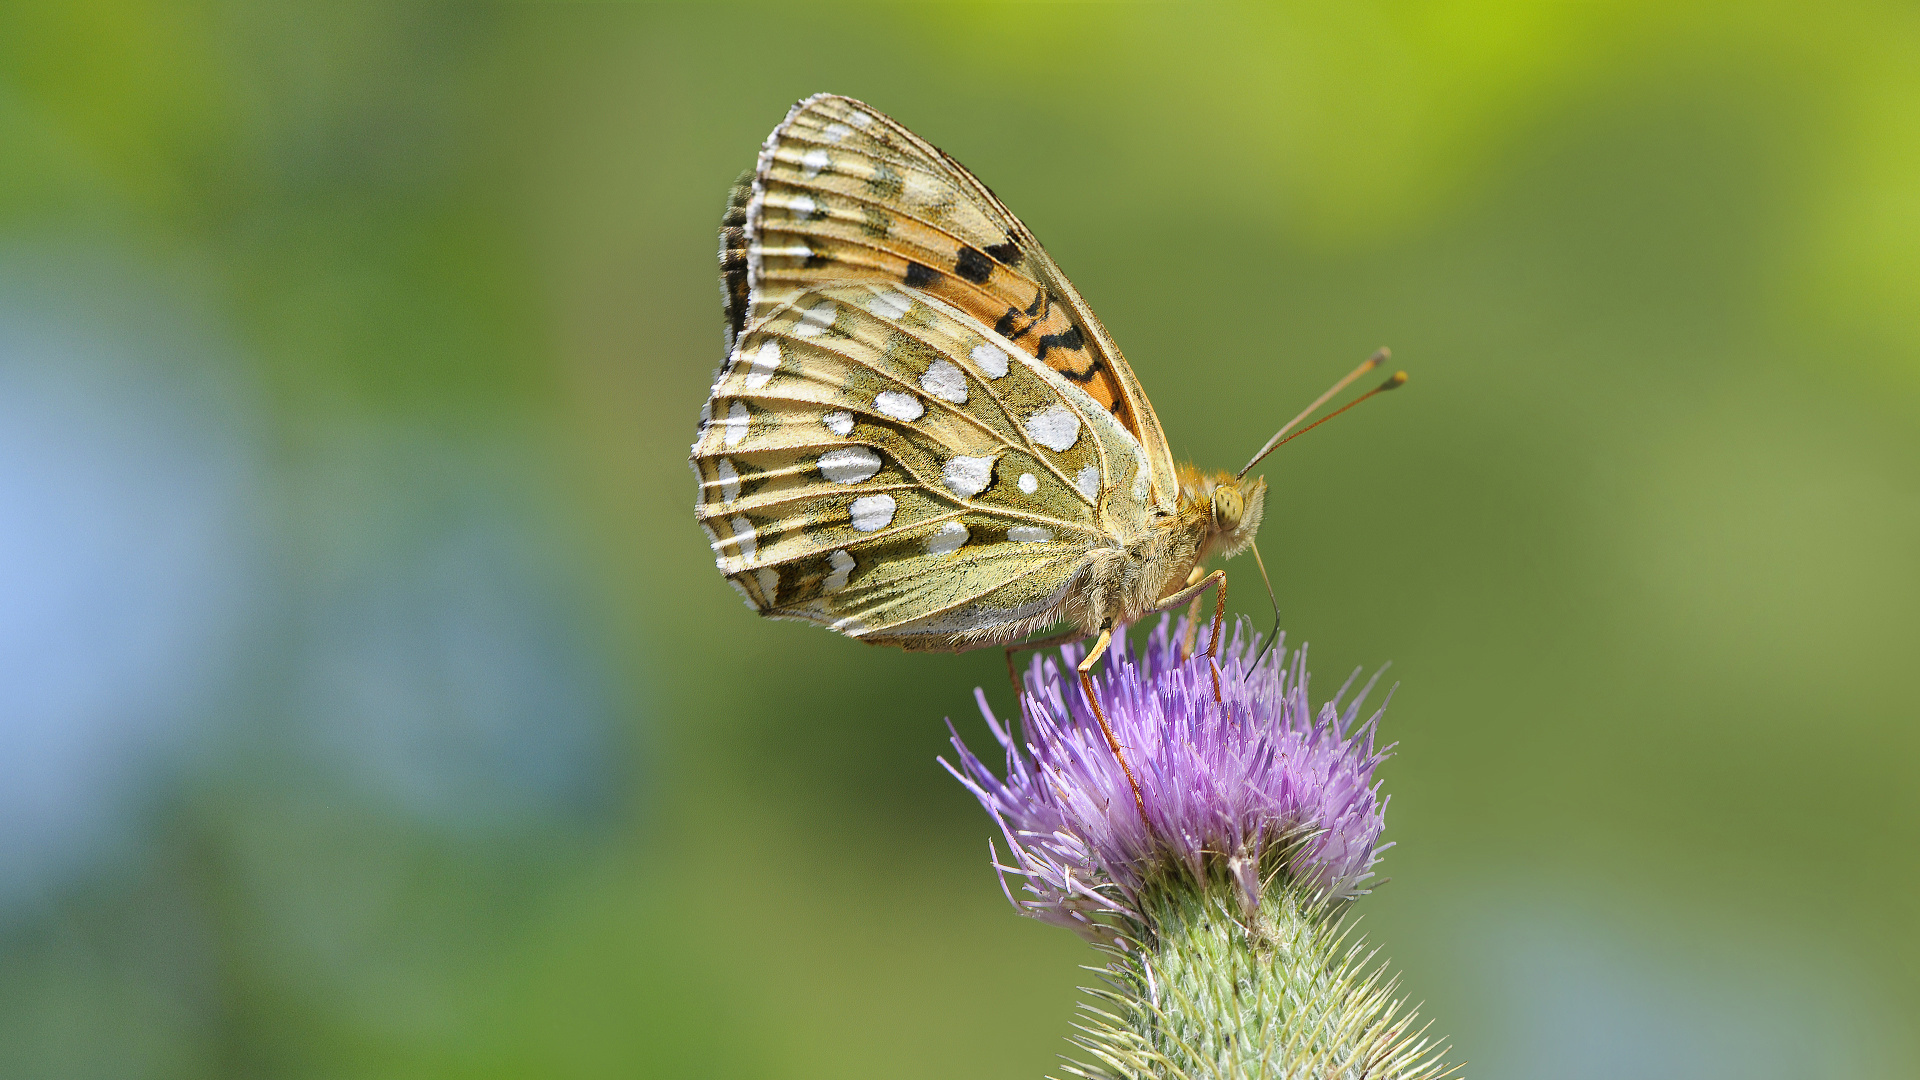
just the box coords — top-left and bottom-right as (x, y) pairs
(943, 617), (1392, 941)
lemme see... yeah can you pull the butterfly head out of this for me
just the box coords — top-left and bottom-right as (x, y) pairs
(1177, 467), (1267, 564)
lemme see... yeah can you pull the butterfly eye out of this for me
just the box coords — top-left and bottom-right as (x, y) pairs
(1214, 487), (1244, 529)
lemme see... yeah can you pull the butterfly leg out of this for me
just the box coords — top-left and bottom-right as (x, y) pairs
(1177, 566), (1207, 661)
(1153, 570), (1228, 702)
(1078, 623), (1147, 822)
(1003, 628), (1087, 698)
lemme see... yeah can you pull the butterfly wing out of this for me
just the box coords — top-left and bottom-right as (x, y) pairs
(722, 92), (1181, 512)
(691, 282), (1154, 649)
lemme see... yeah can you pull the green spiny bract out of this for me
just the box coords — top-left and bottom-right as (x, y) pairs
(1062, 875), (1453, 1080)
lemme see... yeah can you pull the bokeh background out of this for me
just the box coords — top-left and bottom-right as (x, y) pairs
(3, 3), (1917, 1077)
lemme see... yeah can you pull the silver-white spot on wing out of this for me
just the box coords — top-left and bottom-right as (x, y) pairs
(822, 122), (853, 143)
(1017, 472), (1038, 494)
(868, 289), (912, 320)
(850, 493), (896, 532)
(753, 242), (814, 261)
(919, 359), (967, 404)
(1077, 465), (1101, 502)
(819, 446), (882, 484)
(969, 342), (1010, 379)
(1024, 404), (1081, 452)
(941, 455), (995, 498)
(794, 301), (836, 338)
(800, 147), (831, 178)
(743, 340), (781, 389)
(823, 549), (854, 592)
(1008, 526), (1053, 543)
(926, 520), (969, 556)
(722, 402), (749, 447)
(823, 409), (854, 436)
(716, 458), (740, 503)
(713, 514), (756, 569)
(875, 390), (924, 421)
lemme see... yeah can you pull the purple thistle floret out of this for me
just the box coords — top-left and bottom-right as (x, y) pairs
(942, 617), (1393, 941)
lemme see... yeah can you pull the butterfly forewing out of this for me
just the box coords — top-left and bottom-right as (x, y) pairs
(735, 94), (1179, 508)
(692, 281), (1153, 648)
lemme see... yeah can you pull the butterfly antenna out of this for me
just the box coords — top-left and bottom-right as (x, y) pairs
(1244, 541), (1283, 679)
(1240, 362), (1408, 478)
(1238, 348), (1401, 478)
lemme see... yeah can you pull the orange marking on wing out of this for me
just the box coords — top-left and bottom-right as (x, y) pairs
(744, 96), (1155, 453)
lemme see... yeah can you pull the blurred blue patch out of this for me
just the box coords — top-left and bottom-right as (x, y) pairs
(1465, 892), (1895, 1080)
(0, 245), (630, 1077)
(0, 246), (625, 925)
(288, 426), (622, 833)
(0, 249), (261, 913)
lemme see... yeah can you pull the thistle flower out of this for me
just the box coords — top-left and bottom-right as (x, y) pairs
(942, 618), (1454, 1080)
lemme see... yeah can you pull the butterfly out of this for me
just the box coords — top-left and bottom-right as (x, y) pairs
(690, 94), (1400, 809)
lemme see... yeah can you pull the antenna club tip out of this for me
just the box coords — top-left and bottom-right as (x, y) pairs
(1372, 346), (1392, 363)
(1381, 370), (1409, 389)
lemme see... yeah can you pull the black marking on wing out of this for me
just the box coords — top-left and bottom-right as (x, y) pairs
(1036, 325), (1085, 361)
(1059, 354), (1106, 384)
(904, 261), (940, 287)
(988, 290), (1061, 344)
(718, 170), (753, 350)
(954, 246), (994, 284)
(984, 234), (1021, 265)
(977, 289), (1086, 362)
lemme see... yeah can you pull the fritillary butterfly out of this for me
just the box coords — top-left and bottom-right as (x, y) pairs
(689, 94), (1401, 806)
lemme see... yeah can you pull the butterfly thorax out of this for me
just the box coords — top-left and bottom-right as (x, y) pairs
(1062, 514), (1200, 638)
(1056, 468), (1265, 638)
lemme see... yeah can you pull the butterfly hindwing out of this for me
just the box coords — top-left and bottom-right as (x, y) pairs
(742, 93), (1179, 508)
(692, 281), (1153, 648)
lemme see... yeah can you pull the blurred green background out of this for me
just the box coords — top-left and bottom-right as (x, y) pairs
(2, 3), (1916, 1077)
